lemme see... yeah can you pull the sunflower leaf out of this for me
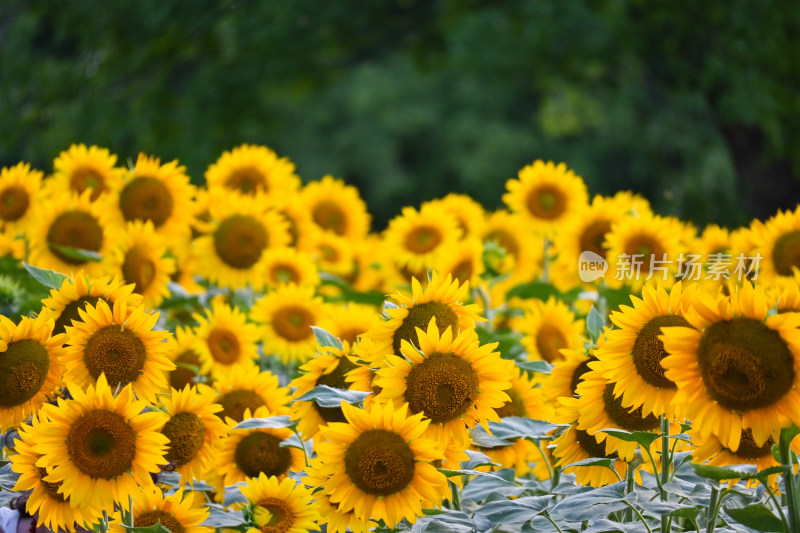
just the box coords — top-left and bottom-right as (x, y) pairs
(515, 360), (554, 375)
(474, 496), (552, 524)
(47, 243), (102, 262)
(488, 417), (562, 441)
(563, 457), (616, 470)
(470, 426), (513, 448)
(551, 482), (634, 521)
(725, 503), (785, 532)
(506, 281), (560, 301)
(119, 523), (173, 533)
(586, 305), (605, 342)
(22, 262), (68, 289)
(691, 463), (759, 481)
(202, 505), (246, 527)
(598, 428), (659, 448)
(294, 385), (370, 407)
(232, 415), (295, 431)
(311, 326), (343, 350)
(460, 449), (498, 470)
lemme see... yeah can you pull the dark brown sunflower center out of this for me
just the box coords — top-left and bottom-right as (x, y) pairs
(772, 230), (800, 277)
(697, 318), (795, 411)
(602, 383), (660, 431)
(0, 339), (50, 408)
(226, 167), (267, 195)
(312, 357), (359, 423)
(272, 306), (314, 342)
(574, 428), (616, 459)
(579, 220), (613, 258)
(727, 428), (774, 458)
(392, 301), (460, 356)
(119, 177), (173, 227)
(66, 408), (137, 479)
(269, 263), (300, 285)
(36, 467), (67, 502)
(218, 389), (266, 422)
(47, 211), (104, 264)
(624, 235), (665, 276)
(84, 325), (147, 387)
(404, 225), (442, 254)
(207, 328), (240, 364)
(214, 215), (268, 269)
(405, 351), (479, 424)
(0, 186), (29, 221)
(312, 201), (347, 235)
(54, 296), (103, 335)
(494, 386), (527, 418)
(234, 432), (291, 478)
(570, 356), (598, 396)
(135, 510), (185, 533)
(162, 411), (206, 465)
(526, 184), (567, 220)
(485, 230), (519, 259)
(535, 324), (568, 363)
(337, 328), (363, 345)
(122, 245), (157, 295)
(633, 314), (691, 389)
(70, 167), (106, 200)
(344, 429), (415, 496)
(451, 259), (474, 285)
(256, 497), (294, 533)
(169, 349), (200, 390)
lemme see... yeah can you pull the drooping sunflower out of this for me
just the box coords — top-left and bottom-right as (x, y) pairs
(193, 298), (262, 378)
(205, 144), (301, 199)
(213, 365), (291, 423)
(305, 458), (374, 533)
(317, 303), (381, 346)
(109, 486), (211, 533)
(0, 315), (65, 431)
(382, 204), (461, 276)
(49, 144), (124, 201)
(302, 175), (371, 241)
(194, 194), (290, 290)
(660, 283), (800, 452)
(262, 246), (320, 289)
(551, 423), (627, 488)
(63, 298), (173, 403)
(0, 162), (43, 235)
(34, 374), (169, 510)
(158, 384), (228, 485)
(111, 220), (176, 309)
(502, 160), (589, 235)
(514, 297), (585, 364)
(239, 473), (321, 533)
(432, 237), (485, 288)
(166, 326), (203, 391)
(216, 424), (305, 489)
(755, 206), (800, 287)
(251, 283), (324, 364)
(310, 401), (449, 527)
(424, 193), (487, 240)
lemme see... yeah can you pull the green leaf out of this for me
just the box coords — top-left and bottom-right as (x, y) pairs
(202, 506), (246, 528)
(564, 457), (616, 470)
(469, 426), (513, 448)
(506, 281), (560, 301)
(670, 507), (701, 520)
(586, 305), (605, 342)
(692, 462), (758, 481)
(293, 385), (370, 407)
(725, 504), (785, 532)
(48, 243), (102, 262)
(598, 428), (659, 448)
(515, 360), (554, 375)
(22, 263), (68, 289)
(311, 326), (343, 350)
(460, 449), (497, 470)
(474, 496), (551, 524)
(120, 523), (172, 533)
(488, 417), (562, 441)
(232, 415), (295, 431)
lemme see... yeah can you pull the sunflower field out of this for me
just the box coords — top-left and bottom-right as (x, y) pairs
(0, 144), (799, 533)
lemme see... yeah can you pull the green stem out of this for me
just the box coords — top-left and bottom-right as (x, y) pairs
(779, 428), (800, 533)
(660, 415), (671, 533)
(543, 512), (564, 533)
(534, 440), (555, 489)
(625, 459), (636, 522)
(763, 482), (790, 533)
(623, 501), (653, 533)
(642, 446), (663, 494)
(449, 480), (461, 511)
(706, 486), (721, 533)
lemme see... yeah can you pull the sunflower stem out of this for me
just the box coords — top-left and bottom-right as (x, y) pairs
(706, 486), (720, 533)
(534, 440), (556, 490)
(542, 512), (564, 533)
(763, 482), (790, 533)
(623, 501), (653, 533)
(778, 426), (800, 533)
(659, 415), (671, 533)
(625, 458), (636, 523)
(541, 239), (551, 283)
(449, 480), (461, 511)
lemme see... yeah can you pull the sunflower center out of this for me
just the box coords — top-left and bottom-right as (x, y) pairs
(0, 339), (50, 407)
(494, 386), (527, 418)
(270, 264), (300, 285)
(54, 296), (103, 335)
(633, 315), (691, 389)
(234, 432), (292, 478)
(579, 220), (612, 258)
(485, 230), (519, 259)
(526, 185), (567, 220)
(451, 259), (474, 285)
(312, 201), (347, 235)
(214, 215), (269, 269)
(726, 428), (774, 458)
(66, 409), (137, 479)
(405, 351), (479, 424)
(119, 177), (173, 227)
(312, 357), (359, 423)
(344, 429), (415, 497)
(83, 325), (147, 387)
(404, 226), (442, 254)
(255, 497), (294, 532)
(70, 167), (106, 200)
(602, 383), (660, 431)
(47, 211), (104, 264)
(207, 328), (240, 364)
(392, 302), (460, 356)
(535, 324), (568, 363)
(0, 186), (29, 222)
(122, 245), (157, 295)
(169, 349), (200, 390)
(624, 234), (664, 275)
(218, 389), (266, 422)
(772, 230), (800, 276)
(574, 428), (616, 459)
(569, 357), (598, 396)
(697, 318), (795, 412)
(272, 306), (314, 342)
(36, 467), (68, 503)
(226, 167), (266, 195)
(135, 510), (185, 533)
(162, 411), (206, 465)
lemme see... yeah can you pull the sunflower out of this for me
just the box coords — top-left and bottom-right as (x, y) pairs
(551, 423), (627, 488)
(49, 144), (124, 201)
(660, 283), (800, 452)
(193, 298), (262, 378)
(305, 458), (373, 533)
(111, 220), (176, 308)
(11, 413), (104, 532)
(502, 160), (589, 235)
(205, 144), (301, 199)
(213, 365), (291, 423)
(595, 282), (697, 419)
(317, 303), (381, 346)
(310, 401), (449, 527)
(756, 206), (800, 287)
(432, 237), (485, 288)
(302, 175), (371, 241)
(33, 374), (168, 510)
(481, 209), (544, 300)
(382, 204), (461, 276)
(0, 162), (42, 235)
(542, 348), (598, 423)
(251, 284), (323, 364)
(424, 193), (487, 240)
(270, 195), (322, 254)
(239, 473), (321, 533)
(262, 247), (320, 289)
(166, 326), (203, 390)
(312, 231), (355, 278)
(216, 424), (305, 489)
(194, 194), (290, 290)
(28, 190), (119, 277)
(109, 487), (210, 533)
(375, 319), (512, 447)
(159, 384), (228, 485)
(514, 297), (585, 364)
(63, 298), (173, 403)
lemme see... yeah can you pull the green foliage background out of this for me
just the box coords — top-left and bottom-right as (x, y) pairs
(2, 0), (798, 230)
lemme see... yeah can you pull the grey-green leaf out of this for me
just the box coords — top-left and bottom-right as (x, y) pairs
(586, 305), (605, 342)
(22, 263), (68, 289)
(725, 504), (785, 532)
(599, 428), (660, 448)
(311, 326), (343, 350)
(48, 243), (102, 262)
(293, 385), (370, 407)
(515, 360), (554, 375)
(232, 415), (295, 431)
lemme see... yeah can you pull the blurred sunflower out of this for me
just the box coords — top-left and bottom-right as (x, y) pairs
(34, 375), (168, 510)
(383, 204), (461, 276)
(312, 231), (355, 278)
(205, 144), (301, 198)
(660, 283), (800, 452)
(311, 401), (448, 527)
(317, 303), (381, 346)
(270, 195), (321, 253)
(111, 220), (176, 308)
(756, 206), (800, 287)
(49, 144), (124, 201)
(515, 297), (584, 363)
(425, 193), (487, 239)
(214, 366), (290, 423)
(63, 298), (173, 403)
(432, 237), (485, 288)
(302, 175), (371, 241)
(216, 425), (305, 488)
(0, 162), (42, 235)
(251, 284), (323, 364)
(0, 315), (65, 431)
(552, 423), (627, 488)
(262, 246), (320, 288)
(166, 326), (203, 390)
(109, 487), (210, 533)
(481, 209), (543, 300)
(239, 473), (321, 533)
(193, 298), (261, 378)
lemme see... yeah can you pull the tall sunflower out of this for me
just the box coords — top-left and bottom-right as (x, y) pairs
(382, 204), (461, 276)
(109, 487), (211, 533)
(251, 284), (324, 364)
(302, 175), (371, 241)
(49, 144), (124, 201)
(33, 375), (168, 510)
(205, 144), (301, 199)
(111, 220), (176, 309)
(309, 401), (449, 527)
(213, 365), (290, 423)
(216, 425), (305, 489)
(660, 283), (800, 452)
(63, 298), (173, 403)
(0, 162), (42, 235)
(239, 473), (321, 533)
(193, 298), (262, 378)
(515, 297), (585, 364)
